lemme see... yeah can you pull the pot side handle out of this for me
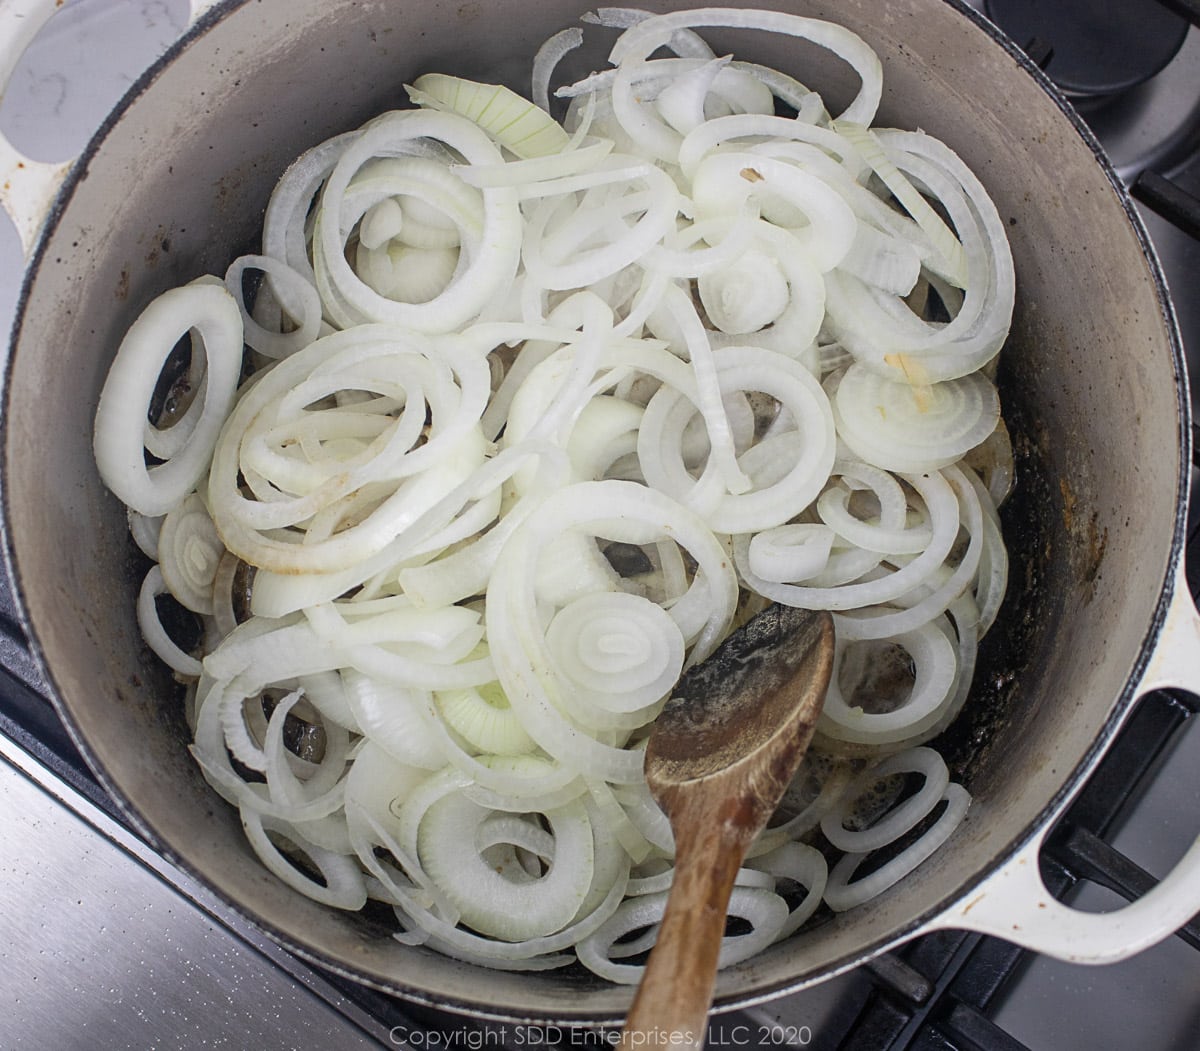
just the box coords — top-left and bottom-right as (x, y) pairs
(930, 563), (1200, 963)
(0, 0), (220, 257)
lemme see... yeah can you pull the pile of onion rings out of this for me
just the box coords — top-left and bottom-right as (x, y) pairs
(93, 7), (1014, 980)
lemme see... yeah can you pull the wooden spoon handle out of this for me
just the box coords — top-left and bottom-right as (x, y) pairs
(619, 809), (751, 1051)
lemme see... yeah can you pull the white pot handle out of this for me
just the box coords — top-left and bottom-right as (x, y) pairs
(931, 557), (1200, 962)
(0, 0), (220, 256)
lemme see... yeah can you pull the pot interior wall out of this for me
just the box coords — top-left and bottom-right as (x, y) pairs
(2, 0), (1186, 1021)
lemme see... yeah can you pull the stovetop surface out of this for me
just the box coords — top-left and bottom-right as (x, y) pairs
(0, 3), (1198, 1050)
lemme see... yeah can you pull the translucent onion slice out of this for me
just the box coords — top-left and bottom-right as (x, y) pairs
(832, 465), (985, 640)
(820, 746), (949, 853)
(416, 792), (595, 941)
(832, 364), (1001, 474)
(452, 140), (616, 189)
(575, 885), (789, 984)
(656, 56), (733, 135)
(521, 158), (682, 292)
(605, 8), (883, 132)
(584, 7), (716, 59)
(838, 220), (922, 297)
(816, 461), (932, 556)
(390, 844), (629, 966)
(833, 121), (967, 287)
(821, 130), (1014, 384)
(224, 254), (322, 359)
(435, 682), (536, 756)
(210, 551), (243, 639)
(341, 669), (445, 769)
(638, 345), (836, 535)
(585, 779), (658, 863)
(207, 328), (492, 574)
(93, 282), (243, 517)
(202, 618), (342, 688)
(356, 242), (460, 303)
(815, 620), (958, 752)
(127, 509), (162, 561)
(733, 467), (959, 611)
(824, 782), (971, 911)
(261, 131), (359, 287)
(315, 109), (522, 333)
(136, 565), (202, 678)
(745, 524), (835, 585)
(532, 26), (584, 111)
(745, 841), (828, 939)
(698, 247), (790, 335)
(240, 808), (367, 910)
(157, 493), (224, 615)
(343, 742), (443, 908)
(408, 75), (571, 159)
(546, 591), (686, 714)
(141, 327), (206, 462)
(260, 688), (352, 818)
(359, 197), (406, 249)
(690, 151), (857, 273)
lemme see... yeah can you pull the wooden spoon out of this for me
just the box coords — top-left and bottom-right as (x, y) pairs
(618, 604), (835, 1051)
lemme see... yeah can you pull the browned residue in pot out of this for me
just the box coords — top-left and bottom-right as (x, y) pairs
(1059, 477), (1077, 531)
(1059, 475), (1108, 599)
(1085, 519), (1109, 582)
(144, 227), (171, 268)
(932, 394), (1054, 790)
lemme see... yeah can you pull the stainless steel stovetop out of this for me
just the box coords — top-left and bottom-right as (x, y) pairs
(0, 2), (1197, 1049)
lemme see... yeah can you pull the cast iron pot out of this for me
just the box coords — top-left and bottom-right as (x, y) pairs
(2, 0), (1199, 1024)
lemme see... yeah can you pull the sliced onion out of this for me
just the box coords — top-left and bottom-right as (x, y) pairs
(157, 493), (224, 615)
(815, 620), (958, 752)
(545, 591), (685, 714)
(417, 792), (595, 941)
(435, 681), (536, 756)
(128, 509), (163, 561)
(225, 254), (321, 359)
(94, 282), (243, 517)
(136, 565), (202, 678)
(820, 746), (949, 852)
(745, 841), (828, 938)
(341, 669), (445, 769)
(241, 807), (367, 910)
(408, 75), (571, 159)
(314, 110), (521, 333)
(831, 364), (1001, 473)
(823, 783), (971, 912)
(576, 886), (789, 984)
(637, 344), (836, 534)
(95, 11), (1015, 977)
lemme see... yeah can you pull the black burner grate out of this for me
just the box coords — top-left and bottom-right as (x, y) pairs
(830, 690), (1200, 1051)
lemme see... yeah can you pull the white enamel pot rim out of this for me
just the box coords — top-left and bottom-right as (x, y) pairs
(1, 0), (1199, 1024)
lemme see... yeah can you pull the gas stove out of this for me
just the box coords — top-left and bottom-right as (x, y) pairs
(0, 2), (1197, 1049)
